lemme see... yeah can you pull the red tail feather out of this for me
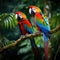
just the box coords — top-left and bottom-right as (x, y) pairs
(44, 42), (48, 60)
(32, 46), (40, 60)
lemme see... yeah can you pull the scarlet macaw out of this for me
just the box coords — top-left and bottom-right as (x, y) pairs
(29, 5), (50, 60)
(15, 12), (40, 60)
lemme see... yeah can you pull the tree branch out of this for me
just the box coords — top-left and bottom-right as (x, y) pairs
(50, 25), (60, 34)
(0, 25), (60, 52)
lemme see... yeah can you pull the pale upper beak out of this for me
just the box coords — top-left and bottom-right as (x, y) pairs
(15, 14), (17, 19)
(15, 14), (22, 19)
(29, 8), (36, 15)
(29, 8), (31, 14)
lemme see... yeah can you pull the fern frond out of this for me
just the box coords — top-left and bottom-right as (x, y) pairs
(0, 13), (18, 30)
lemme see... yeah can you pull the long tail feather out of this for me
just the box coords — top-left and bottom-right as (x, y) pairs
(44, 41), (48, 60)
(30, 38), (40, 60)
(43, 33), (49, 60)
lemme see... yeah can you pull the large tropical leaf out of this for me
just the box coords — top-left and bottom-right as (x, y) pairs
(0, 13), (18, 31)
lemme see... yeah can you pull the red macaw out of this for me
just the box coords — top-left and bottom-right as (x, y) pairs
(15, 12), (40, 60)
(29, 5), (50, 60)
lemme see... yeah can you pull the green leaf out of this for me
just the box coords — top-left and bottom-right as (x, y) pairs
(0, 13), (18, 30)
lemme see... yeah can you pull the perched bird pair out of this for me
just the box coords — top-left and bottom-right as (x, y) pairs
(15, 5), (50, 60)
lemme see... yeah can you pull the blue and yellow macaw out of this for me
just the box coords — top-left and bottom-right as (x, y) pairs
(29, 5), (50, 60)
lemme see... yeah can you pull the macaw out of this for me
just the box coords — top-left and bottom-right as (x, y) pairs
(15, 12), (40, 60)
(29, 5), (50, 60)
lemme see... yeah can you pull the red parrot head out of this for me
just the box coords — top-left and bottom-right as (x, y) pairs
(29, 5), (41, 15)
(15, 11), (27, 21)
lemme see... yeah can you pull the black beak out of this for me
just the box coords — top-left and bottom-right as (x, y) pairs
(17, 15), (22, 21)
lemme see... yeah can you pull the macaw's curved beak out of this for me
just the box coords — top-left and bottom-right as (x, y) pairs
(29, 8), (31, 14)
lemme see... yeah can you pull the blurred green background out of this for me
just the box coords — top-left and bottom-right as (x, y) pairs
(0, 0), (60, 60)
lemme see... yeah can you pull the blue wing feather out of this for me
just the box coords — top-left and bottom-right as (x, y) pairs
(24, 24), (33, 34)
(24, 24), (38, 48)
(36, 19), (50, 42)
(44, 18), (50, 31)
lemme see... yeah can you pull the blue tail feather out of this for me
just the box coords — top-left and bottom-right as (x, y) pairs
(36, 22), (50, 42)
(43, 33), (49, 42)
(43, 30), (50, 42)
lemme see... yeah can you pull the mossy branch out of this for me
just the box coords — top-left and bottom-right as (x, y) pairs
(0, 25), (60, 52)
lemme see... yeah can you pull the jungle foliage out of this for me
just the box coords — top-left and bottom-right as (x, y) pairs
(0, 0), (60, 60)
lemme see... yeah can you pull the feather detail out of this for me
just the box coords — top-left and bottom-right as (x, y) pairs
(23, 19), (33, 33)
(30, 38), (40, 60)
(16, 11), (40, 60)
(18, 19), (40, 60)
(35, 12), (50, 60)
(35, 13), (50, 41)
(44, 41), (48, 60)
(18, 22), (27, 35)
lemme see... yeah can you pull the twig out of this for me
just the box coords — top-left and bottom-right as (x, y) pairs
(0, 25), (60, 52)
(50, 25), (60, 34)
(0, 32), (42, 52)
